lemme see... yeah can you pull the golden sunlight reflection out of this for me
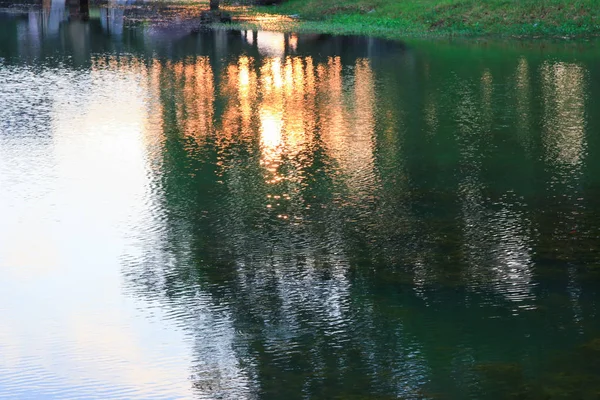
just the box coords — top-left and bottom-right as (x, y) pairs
(347, 59), (378, 197)
(181, 57), (215, 144)
(259, 58), (285, 169)
(159, 57), (216, 147)
(202, 52), (380, 278)
(219, 56), (258, 146)
(541, 62), (587, 168)
(256, 56), (315, 189)
(317, 57), (379, 200)
(213, 54), (379, 212)
(256, 31), (286, 58)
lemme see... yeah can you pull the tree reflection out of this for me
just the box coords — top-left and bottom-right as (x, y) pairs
(118, 33), (600, 399)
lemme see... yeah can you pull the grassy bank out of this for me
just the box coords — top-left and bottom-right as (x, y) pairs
(224, 0), (599, 38)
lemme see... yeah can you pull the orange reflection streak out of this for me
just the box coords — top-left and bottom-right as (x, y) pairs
(172, 57), (215, 146)
(318, 57), (346, 167)
(256, 55), (320, 191)
(238, 56), (258, 139)
(219, 62), (242, 146)
(143, 59), (167, 168)
(349, 58), (376, 179)
(218, 56), (259, 148)
(282, 57), (308, 158)
(259, 57), (285, 183)
(302, 57), (317, 140)
(317, 57), (378, 200)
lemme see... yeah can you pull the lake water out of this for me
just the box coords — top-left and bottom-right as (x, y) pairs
(1, 4), (600, 399)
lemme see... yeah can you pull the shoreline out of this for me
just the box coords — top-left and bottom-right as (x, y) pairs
(5, 0), (597, 41)
(215, 1), (600, 41)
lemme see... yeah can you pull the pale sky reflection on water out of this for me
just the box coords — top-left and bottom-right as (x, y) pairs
(0, 62), (194, 399)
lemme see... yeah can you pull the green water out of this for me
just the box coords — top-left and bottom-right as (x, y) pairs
(1, 5), (600, 399)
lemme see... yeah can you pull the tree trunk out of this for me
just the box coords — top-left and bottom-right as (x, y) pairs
(210, 0), (219, 10)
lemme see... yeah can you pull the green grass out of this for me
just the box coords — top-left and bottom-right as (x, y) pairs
(222, 0), (600, 38)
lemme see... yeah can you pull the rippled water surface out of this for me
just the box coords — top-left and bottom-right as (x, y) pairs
(2, 4), (600, 399)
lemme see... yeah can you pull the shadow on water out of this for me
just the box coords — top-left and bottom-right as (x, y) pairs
(1, 2), (600, 399)
(474, 337), (600, 399)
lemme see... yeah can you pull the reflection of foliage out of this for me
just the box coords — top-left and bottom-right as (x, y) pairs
(129, 32), (600, 399)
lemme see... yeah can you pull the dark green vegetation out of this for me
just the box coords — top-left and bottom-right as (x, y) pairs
(233, 0), (600, 38)
(2, 4), (600, 399)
